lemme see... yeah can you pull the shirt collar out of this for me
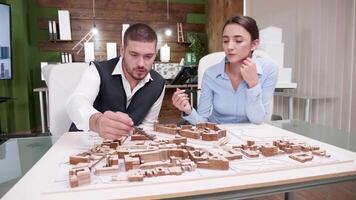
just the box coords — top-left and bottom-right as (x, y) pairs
(112, 57), (153, 83)
(216, 56), (264, 79)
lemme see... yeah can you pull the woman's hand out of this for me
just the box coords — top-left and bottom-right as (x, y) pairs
(241, 57), (259, 88)
(172, 88), (192, 115)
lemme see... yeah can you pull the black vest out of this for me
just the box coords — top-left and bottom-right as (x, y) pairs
(69, 57), (165, 131)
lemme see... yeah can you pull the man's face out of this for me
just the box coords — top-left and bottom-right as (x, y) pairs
(121, 40), (157, 81)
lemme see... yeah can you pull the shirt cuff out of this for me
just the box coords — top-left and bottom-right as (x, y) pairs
(247, 83), (262, 98)
(73, 106), (98, 132)
(182, 108), (198, 125)
(82, 108), (99, 131)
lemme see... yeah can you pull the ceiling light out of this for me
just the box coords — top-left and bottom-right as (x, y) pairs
(91, 26), (98, 35)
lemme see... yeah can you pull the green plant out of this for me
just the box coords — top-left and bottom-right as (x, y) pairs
(187, 32), (206, 62)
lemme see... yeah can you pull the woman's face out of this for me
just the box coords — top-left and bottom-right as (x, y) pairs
(222, 24), (258, 64)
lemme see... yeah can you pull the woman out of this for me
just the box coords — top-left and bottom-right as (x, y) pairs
(172, 15), (278, 125)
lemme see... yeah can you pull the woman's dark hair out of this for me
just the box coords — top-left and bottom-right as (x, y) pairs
(123, 23), (157, 46)
(223, 15), (259, 41)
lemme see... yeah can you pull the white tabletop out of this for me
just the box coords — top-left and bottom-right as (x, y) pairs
(2, 123), (356, 200)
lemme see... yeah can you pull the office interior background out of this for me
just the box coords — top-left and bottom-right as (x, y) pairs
(0, 0), (355, 136)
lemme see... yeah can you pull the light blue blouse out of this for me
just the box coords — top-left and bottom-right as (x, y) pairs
(183, 57), (278, 125)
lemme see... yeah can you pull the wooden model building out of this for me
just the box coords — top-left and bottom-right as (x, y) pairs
(67, 133), (241, 187)
(67, 126), (331, 187)
(153, 121), (226, 141)
(289, 153), (314, 163)
(68, 139), (123, 187)
(119, 134), (243, 181)
(228, 139), (330, 162)
(69, 167), (91, 188)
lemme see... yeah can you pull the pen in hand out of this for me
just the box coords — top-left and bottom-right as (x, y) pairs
(133, 126), (156, 140)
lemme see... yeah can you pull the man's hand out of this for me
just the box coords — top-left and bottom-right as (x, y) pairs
(90, 111), (134, 139)
(241, 57), (259, 88)
(172, 88), (192, 115)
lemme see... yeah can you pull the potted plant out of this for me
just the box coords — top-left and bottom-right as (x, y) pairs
(185, 32), (206, 65)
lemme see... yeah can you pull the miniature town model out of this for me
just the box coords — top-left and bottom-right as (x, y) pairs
(67, 123), (331, 188)
(153, 122), (227, 141)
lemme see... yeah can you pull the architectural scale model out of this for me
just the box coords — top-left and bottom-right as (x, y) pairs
(67, 123), (331, 188)
(153, 121), (227, 141)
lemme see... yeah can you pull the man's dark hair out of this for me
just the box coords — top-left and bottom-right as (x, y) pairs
(223, 15), (259, 41)
(123, 23), (157, 46)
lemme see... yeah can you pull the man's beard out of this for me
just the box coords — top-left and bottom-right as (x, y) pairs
(122, 58), (147, 81)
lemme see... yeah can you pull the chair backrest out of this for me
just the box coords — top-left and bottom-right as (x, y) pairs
(197, 50), (275, 121)
(42, 63), (89, 136)
(197, 52), (226, 92)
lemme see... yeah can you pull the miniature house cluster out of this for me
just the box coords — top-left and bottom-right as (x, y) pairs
(154, 122), (226, 141)
(69, 139), (123, 187)
(68, 132), (242, 187)
(230, 139), (330, 162)
(68, 123), (330, 188)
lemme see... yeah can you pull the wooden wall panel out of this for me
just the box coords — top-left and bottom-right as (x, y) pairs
(206, 0), (243, 53)
(158, 89), (181, 124)
(37, 0), (204, 13)
(37, 0), (206, 124)
(37, 0), (206, 62)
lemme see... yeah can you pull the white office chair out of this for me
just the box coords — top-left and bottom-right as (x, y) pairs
(42, 63), (89, 137)
(197, 52), (226, 97)
(197, 50), (275, 121)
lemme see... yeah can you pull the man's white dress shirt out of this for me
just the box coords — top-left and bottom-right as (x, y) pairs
(66, 57), (165, 131)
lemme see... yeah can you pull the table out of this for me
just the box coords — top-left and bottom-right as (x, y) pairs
(275, 82), (297, 90)
(269, 120), (356, 152)
(0, 136), (59, 197)
(1, 120), (356, 199)
(274, 92), (333, 121)
(274, 83), (297, 120)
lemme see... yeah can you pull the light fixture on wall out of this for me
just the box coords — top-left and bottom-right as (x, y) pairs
(165, 28), (172, 36)
(164, 0), (172, 36)
(91, 0), (98, 35)
(72, 0), (98, 54)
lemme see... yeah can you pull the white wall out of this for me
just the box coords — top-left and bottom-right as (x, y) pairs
(247, 0), (356, 132)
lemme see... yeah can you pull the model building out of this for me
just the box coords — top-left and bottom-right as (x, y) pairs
(67, 125), (330, 188)
(153, 121), (226, 141)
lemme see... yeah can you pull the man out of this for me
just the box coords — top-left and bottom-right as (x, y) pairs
(66, 23), (165, 139)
